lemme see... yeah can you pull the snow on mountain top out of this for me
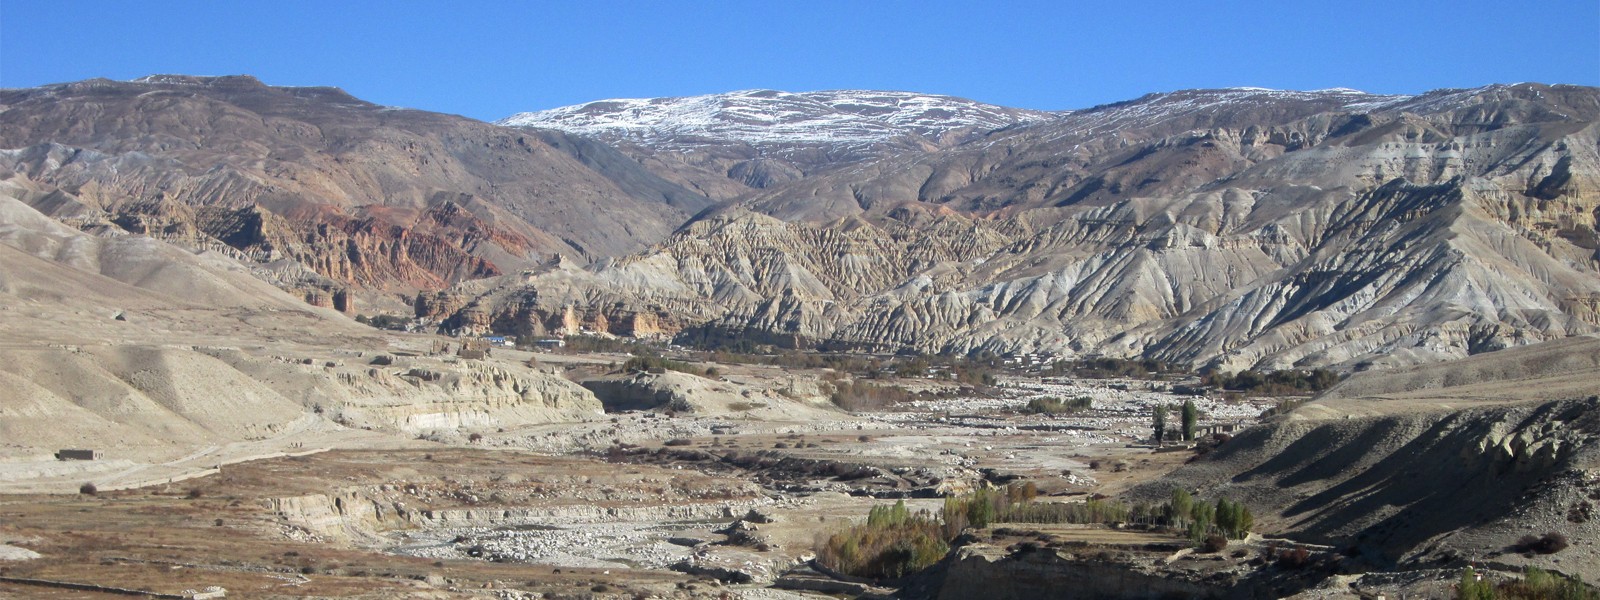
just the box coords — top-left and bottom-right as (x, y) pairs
(498, 89), (1058, 147)
(1224, 86), (1369, 95)
(500, 84), (1567, 151)
(1041, 87), (1406, 141)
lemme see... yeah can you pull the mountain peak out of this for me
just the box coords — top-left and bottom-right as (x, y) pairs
(133, 74), (266, 87)
(497, 89), (1058, 148)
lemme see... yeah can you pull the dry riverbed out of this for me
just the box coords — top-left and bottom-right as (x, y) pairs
(0, 372), (1274, 598)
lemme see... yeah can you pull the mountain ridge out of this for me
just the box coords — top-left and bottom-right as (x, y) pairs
(2, 76), (1597, 370)
(498, 88), (1059, 149)
(431, 82), (1600, 370)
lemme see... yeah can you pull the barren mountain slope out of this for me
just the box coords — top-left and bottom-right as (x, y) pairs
(1306, 334), (1600, 415)
(438, 84), (1600, 370)
(1135, 336), (1600, 581)
(0, 75), (715, 294)
(0, 184), (600, 483)
(500, 89), (1059, 200)
(6, 78), (1596, 371)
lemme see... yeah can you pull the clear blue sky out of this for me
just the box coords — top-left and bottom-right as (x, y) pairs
(3, 1), (1596, 121)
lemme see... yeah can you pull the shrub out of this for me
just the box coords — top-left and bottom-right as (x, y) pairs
(1005, 482), (1039, 504)
(1045, 357), (1182, 379)
(1201, 534), (1229, 553)
(1259, 397), (1308, 419)
(1458, 566), (1495, 600)
(187, 488), (203, 499)
(663, 438), (693, 447)
(1276, 546), (1311, 569)
(620, 355), (711, 378)
(827, 380), (920, 411)
(1208, 368), (1340, 397)
(1515, 532), (1569, 555)
(1023, 396), (1092, 415)
(79, 482), (97, 495)
(1502, 566), (1600, 600)
(467, 432), (483, 443)
(818, 500), (949, 579)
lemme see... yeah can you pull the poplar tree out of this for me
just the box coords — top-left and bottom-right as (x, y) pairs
(1153, 405), (1169, 444)
(1181, 399), (1198, 441)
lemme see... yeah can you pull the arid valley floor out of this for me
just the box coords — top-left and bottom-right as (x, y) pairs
(2, 327), (1598, 598)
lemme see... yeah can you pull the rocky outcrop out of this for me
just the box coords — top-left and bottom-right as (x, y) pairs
(267, 485), (754, 543)
(578, 370), (838, 418)
(582, 375), (690, 412)
(319, 358), (604, 433)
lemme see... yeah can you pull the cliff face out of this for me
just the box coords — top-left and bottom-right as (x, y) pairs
(0, 75), (715, 291)
(434, 84), (1600, 370)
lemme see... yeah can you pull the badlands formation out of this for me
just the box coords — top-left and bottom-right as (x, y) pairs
(0, 77), (1596, 599)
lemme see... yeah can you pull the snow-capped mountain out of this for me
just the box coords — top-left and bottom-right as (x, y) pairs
(498, 89), (1059, 148)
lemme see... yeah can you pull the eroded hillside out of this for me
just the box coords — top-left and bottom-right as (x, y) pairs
(440, 84), (1600, 370)
(0, 75), (715, 295)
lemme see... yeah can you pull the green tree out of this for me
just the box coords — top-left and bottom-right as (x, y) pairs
(1153, 405), (1169, 444)
(968, 496), (994, 528)
(1188, 520), (1208, 546)
(1215, 498), (1236, 537)
(1458, 566), (1496, 600)
(1181, 399), (1198, 442)
(1190, 500), (1215, 536)
(1169, 488), (1192, 529)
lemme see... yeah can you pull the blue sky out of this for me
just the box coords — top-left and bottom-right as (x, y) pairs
(2, 1), (1596, 121)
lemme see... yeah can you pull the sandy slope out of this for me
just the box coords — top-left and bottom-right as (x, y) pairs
(0, 187), (605, 492)
(1303, 334), (1600, 418)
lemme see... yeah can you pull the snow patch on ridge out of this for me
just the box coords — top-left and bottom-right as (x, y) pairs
(497, 89), (1059, 148)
